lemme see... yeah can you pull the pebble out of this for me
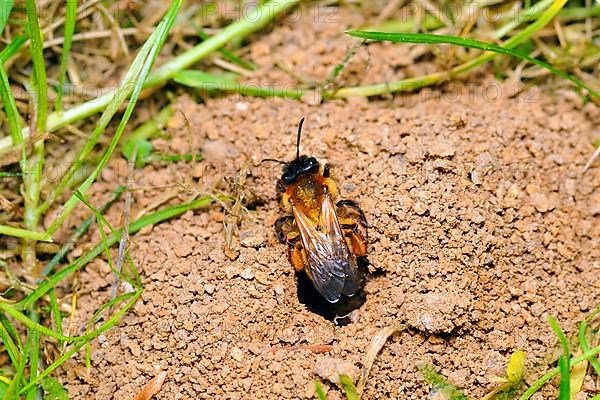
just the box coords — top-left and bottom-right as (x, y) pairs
(240, 229), (266, 248)
(174, 241), (194, 258)
(413, 201), (428, 215)
(230, 347), (244, 362)
(529, 192), (557, 213)
(240, 268), (254, 280)
(201, 140), (237, 165)
(428, 139), (456, 158)
(204, 284), (216, 294)
(120, 281), (135, 294)
(313, 356), (359, 386)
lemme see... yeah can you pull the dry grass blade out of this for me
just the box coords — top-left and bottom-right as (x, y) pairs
(111, 148), (137, 303)
(569, 348), (588, 399)
(356, 325), (405, 398)
(131, 370), (168, 400)
(583, 145), (600, 173)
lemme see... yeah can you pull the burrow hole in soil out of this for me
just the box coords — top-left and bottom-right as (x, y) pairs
(296, 258), (372, 326)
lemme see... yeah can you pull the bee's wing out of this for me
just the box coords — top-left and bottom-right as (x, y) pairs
(292, 194), (358, 303)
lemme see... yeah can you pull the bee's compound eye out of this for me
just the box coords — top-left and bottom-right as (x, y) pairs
(302, 157), (319, 174)
(282, 171), (294, 185)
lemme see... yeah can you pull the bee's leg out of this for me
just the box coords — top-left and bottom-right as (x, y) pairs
(336, 199), (368, 228)
(289, 240), (307, 272)
(323, 163), (332, 178)
(344, 230), (368, 257)
(274, 215), (295, 244)
(336, 199), (368, 257)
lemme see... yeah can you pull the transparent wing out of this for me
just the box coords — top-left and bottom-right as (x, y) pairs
(293, 193), (358, 303)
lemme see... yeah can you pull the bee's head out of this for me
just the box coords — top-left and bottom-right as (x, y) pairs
(281, 155), (320, 185)
(264, 117), (318, 186)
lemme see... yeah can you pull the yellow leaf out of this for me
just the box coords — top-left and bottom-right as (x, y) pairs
(506, 350), (526, 384)
(488, 376), (508, 384)
(570, 349), (588, 400)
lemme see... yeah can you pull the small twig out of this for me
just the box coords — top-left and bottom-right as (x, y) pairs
(212, 57), (253, 77)
(43, 27), (147, 49)
(375, 0), (405, 23)
(267, 343), (333, 354)
(585, 0), (592, 41)
(42, 26), (220, 49)
(553, 17), (567, 48)
(131, 370), (168, 400)
(41, 0), (103, 35)
(96, 2), (130, 59)
(111, 149), (137, 302)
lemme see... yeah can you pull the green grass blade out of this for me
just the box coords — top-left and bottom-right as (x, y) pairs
(41, 377), (69, 400)
(547, 316), (571, 400)
(420, 365), (468, 400)
(55, 0), (78, 113)
(0, 0), (300, 153)
(0, 63), (24, 155)
(0, 305), (73, 342)
(72, 191), (138, 288)
(314, 381), (327, 400)
(0, 312), (23, 350)
(336, 0), (569, 97)
(3, 324), (32, 399)
(38, 30), (155, 214)
(493, 0), (554, 39)
(24, 312), (40, 400)
(19, 291), (141, 395)
(548, 315), (571, 361)
(578, 321), (600, 376)
(345, 31), (599, 99)
(459, 0), (568, 72)
(73, 191), (120, 240)
(557, 356), (570, 400)
(521, 344), (600, 399)
(339, 375), (359, 400)
(145, 0), (300, 87)
(0, 172), (23, 178)
(24, 0), (48, 133)
(41, 185), (125, 278)
(44, 0), (183, 234)
(22, 0), (49, 269)
(0, 316), (22, 371)
(19, 195), (213, 310)
(0, 225), (52, 242)
(0, 0), (15, 38)
(48, 290), (63, 349)
(0, 34), (27, 64)
(193, 24), (256, 71)
(174, 70), (304, 99)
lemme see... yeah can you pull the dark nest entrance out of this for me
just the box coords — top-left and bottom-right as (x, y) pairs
(296, 258), (370, 326)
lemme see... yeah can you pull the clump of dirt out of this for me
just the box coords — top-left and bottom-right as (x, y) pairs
(57, 4), (599, 400)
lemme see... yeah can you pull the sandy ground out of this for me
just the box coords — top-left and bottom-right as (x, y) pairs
(55, 4), (600, 400)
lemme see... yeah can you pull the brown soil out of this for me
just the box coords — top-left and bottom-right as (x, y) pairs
(57, 5), (599, 400)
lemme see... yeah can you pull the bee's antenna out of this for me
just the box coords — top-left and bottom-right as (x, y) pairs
(296, 117), (305, 160)
(260, 158), (286, 165)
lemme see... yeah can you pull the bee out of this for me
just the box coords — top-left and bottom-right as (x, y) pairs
(272, 118), (368, 303)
